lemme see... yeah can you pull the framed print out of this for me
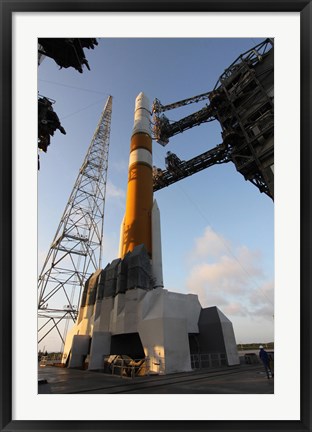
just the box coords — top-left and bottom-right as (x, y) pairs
(1, 1), (311, 431)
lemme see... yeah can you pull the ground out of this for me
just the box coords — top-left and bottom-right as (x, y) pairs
(38, 363), (273, 394)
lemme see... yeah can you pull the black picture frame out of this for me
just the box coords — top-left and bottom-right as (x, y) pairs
(1, 1), (311, 431)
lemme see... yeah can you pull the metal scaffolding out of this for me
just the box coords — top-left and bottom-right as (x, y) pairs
(152, 39), (274, 200)
(38, 96), (113, 349)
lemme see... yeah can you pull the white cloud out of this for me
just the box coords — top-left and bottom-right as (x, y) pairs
(189, 226), (229, 261)
(186, 226), (274, 329)
(106, 180), (125, 199)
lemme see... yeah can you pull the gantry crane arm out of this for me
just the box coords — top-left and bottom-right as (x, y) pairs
(153, 103), (216, 146)
(153, 142), (231, 191)
(152, 91), (212, 114)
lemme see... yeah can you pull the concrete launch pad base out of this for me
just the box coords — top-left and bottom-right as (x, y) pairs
(38, 363), (274, 394)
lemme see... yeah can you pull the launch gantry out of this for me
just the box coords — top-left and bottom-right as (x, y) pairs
(152, 38), (274, 200)
(38, 96), (112, 348)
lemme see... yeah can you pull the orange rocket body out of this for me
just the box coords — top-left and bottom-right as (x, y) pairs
(120, 92), (154, 258)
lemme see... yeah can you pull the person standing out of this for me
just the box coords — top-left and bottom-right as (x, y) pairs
(259, 345), (273, 379)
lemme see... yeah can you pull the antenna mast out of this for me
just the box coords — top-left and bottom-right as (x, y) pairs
(38, 96), (113, 349)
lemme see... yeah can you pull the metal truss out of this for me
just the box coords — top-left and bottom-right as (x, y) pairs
(152, 38), (274, 199)
(38, 96), (113, 348)
(153, 143), (231, 192)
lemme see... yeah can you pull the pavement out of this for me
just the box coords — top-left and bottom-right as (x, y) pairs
(38, 363), (274, 394)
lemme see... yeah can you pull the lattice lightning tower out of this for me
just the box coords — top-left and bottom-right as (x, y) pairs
(38, 96), (113, 348)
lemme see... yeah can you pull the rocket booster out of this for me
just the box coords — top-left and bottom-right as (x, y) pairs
(120, 92), (153, 258)
(119, 92), (163, 288)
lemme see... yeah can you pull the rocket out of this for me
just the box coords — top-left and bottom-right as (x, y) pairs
(119, 92), (163, 288)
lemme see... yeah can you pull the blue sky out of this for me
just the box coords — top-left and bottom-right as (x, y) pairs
(38, 38), (274, 351)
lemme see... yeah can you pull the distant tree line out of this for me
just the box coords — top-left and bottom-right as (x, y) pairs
(237, 342), (274, 351)
(38, 350), (62, 361)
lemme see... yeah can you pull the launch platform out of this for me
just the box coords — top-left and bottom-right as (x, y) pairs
(38, 362), (273, 394)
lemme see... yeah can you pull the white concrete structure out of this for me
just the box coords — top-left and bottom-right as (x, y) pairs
(62, 284), (202, 374)
(217, 308), (240, 366)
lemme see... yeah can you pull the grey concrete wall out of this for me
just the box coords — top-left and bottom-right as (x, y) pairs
(68, 334), (90, 368)
(88, 331), (111, 370)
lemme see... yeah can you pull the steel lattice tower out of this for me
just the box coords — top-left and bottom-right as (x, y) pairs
(38, 96), (112, 348)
